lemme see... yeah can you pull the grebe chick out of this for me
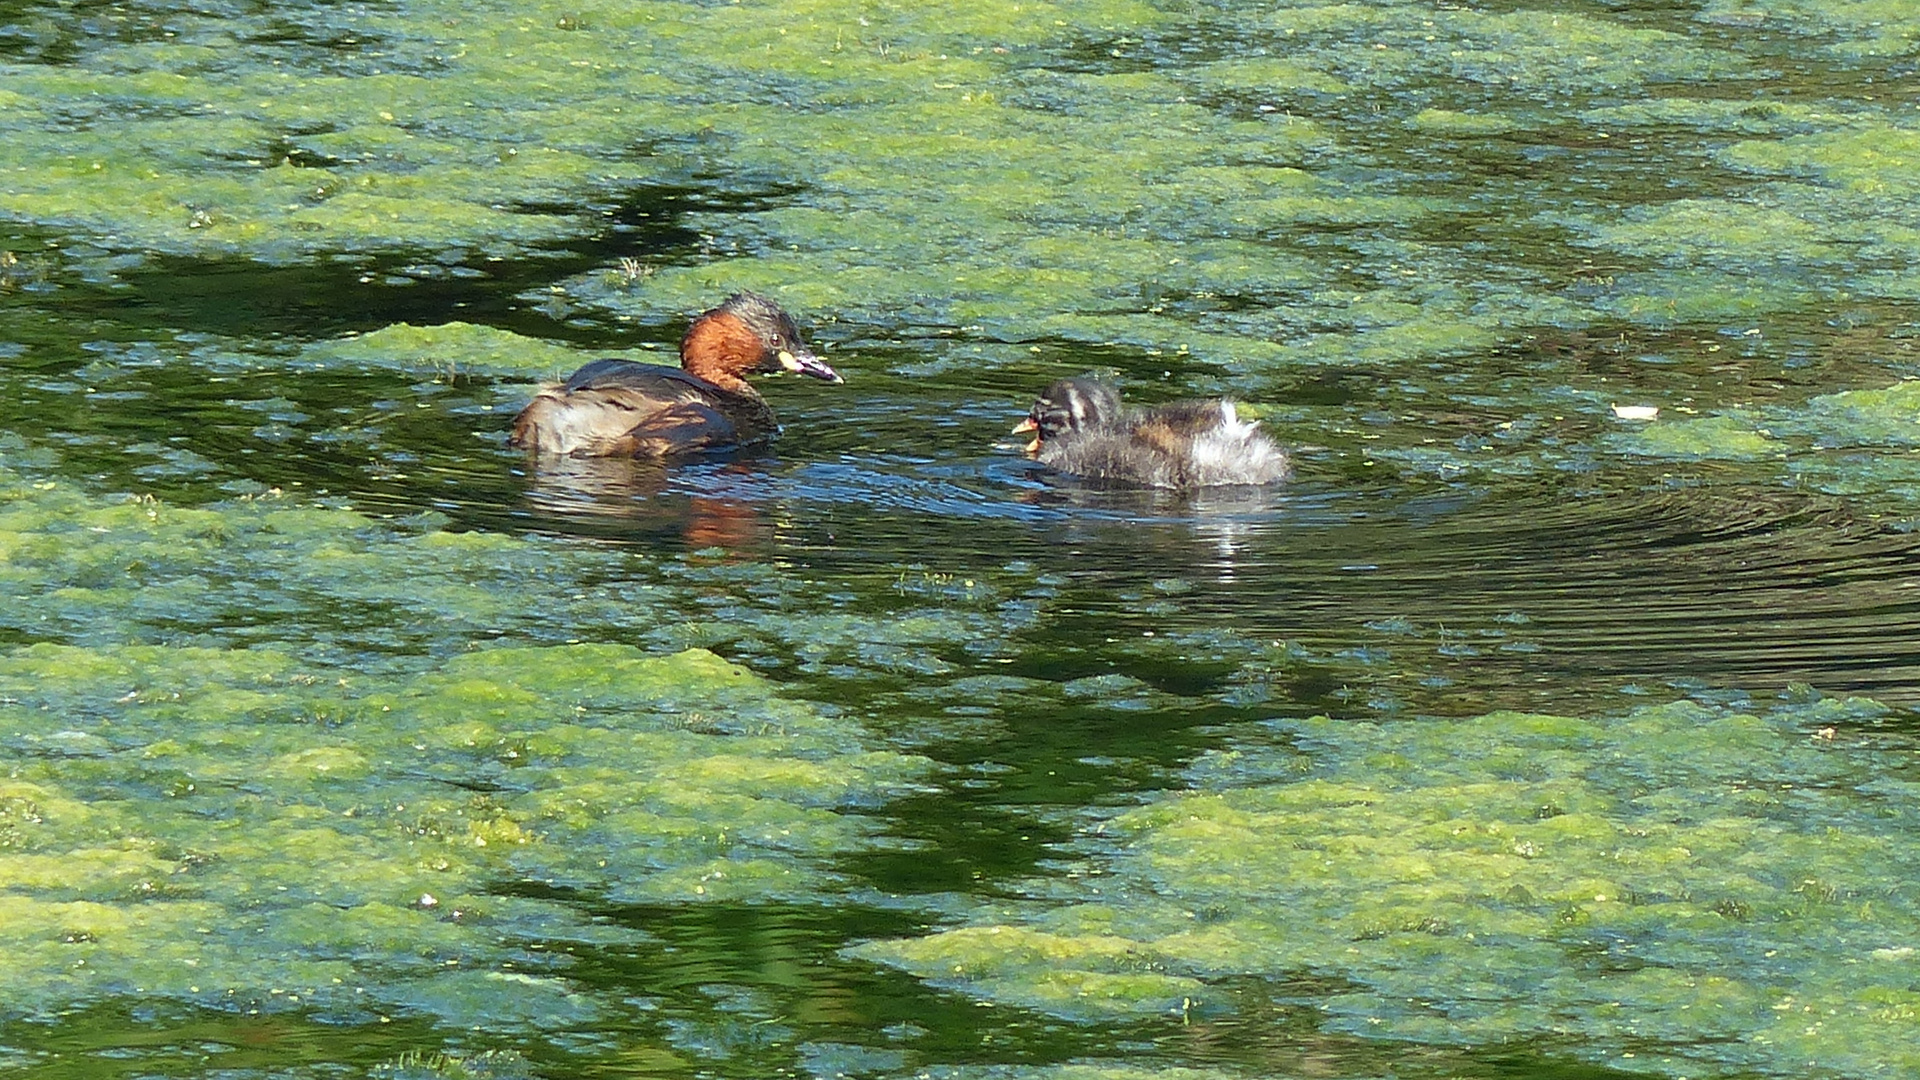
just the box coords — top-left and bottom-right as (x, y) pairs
(1014, 377), (1290, 488)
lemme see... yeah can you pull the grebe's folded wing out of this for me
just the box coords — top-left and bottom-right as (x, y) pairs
(560, 360), (718, 398)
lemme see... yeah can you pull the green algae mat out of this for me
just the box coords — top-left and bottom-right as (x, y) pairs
(860, 698), (1920, 1078)
(6, 0), (1920, 1078)
(0, 459), (933, 1025)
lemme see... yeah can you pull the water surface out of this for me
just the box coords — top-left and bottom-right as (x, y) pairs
(3, 1), (1920, 1078)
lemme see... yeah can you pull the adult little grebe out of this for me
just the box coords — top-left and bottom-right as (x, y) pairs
(510, 292), (842, 457)
(1015, 377), (1291, 488)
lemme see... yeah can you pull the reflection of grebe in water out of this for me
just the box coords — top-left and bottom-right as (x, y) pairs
(1014, 377), (1290, 489)
(516, 455), (769, 551)
(1012, 476), (1288, 581)
(510, 292), (841, 458)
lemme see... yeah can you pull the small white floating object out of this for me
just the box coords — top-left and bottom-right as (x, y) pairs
(1611, 404), (1660, 421)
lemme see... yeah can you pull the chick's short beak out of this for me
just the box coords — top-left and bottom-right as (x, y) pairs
(778, 348), (844, 384)
(1011, 416), (1038, 435)
(1024, 437), (1042, 456)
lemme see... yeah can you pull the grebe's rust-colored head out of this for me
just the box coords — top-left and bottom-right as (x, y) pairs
(680, 292), (841, 394)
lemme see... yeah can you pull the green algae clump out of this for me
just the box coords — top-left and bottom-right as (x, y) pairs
(0, 455), (930, 1030)
(304, 322), (643, 379)
(859, 699), (1920, 1079)
(1407, 109), (1524, 136)
(1608, 413), (1778, 461)
(1794, 380), (1920, 447)
(859, 925), (1204, 1018)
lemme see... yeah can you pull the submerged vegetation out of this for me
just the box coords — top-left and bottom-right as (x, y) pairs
(3, 0), (1920, 1078)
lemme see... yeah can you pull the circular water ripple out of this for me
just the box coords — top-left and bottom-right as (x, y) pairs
(1113, 482), (1920, 705)
(501, 429), (1920, 706)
